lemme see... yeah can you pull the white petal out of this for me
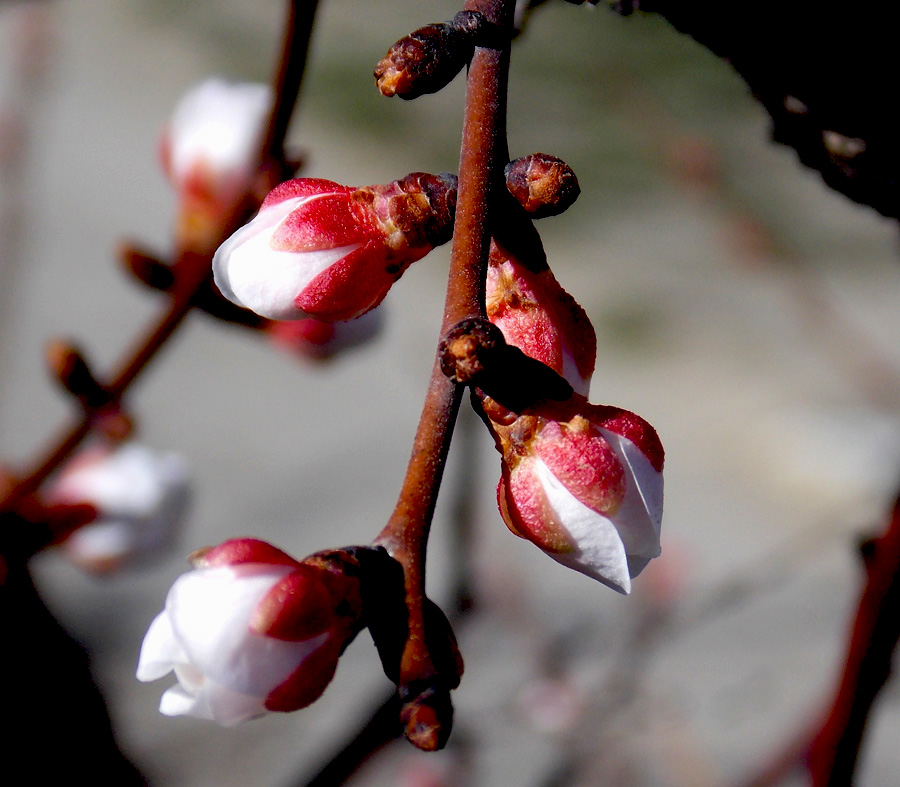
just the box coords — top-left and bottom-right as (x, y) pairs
(534, 459), (633, 594)
(167, 565), (328, 697)
(54, 443), (182, 517)
(560, 346), (590, 397)
(65, 520), (133, 565)
(159, 680), (268, 727)
(598, 429), (663, 562)
(169, 80), (272, 185)
(212, 196), (360, 320)
(137, 612), (185, 682)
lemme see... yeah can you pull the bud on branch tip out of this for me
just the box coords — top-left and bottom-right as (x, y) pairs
(375, 12), (501, 100)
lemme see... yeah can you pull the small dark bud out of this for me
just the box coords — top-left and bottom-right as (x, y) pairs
(118, 242), (176, 291)
(375, 12), (495, 100)
(94, 409), (134, 441)
(401, 685), (454, 751)
(439, 318), (574, 411)
(46, 340), (111, 408)
(439, 318), (505, 384)
(504, 153), (581, 218)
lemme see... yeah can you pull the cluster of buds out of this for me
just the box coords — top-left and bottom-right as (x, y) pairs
(472, 154), (664, 594)
(212, 172), (457, 322)
(134, 17), (665, 745)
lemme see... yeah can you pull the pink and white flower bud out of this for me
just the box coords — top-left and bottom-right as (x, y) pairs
(485, 241), (596, 395)
(161, 78), (272, 202)
(47, 443), (190, 574)
(160, 79), (272, 252)
(491, 398), (664, 594)
(212, 172), (457, 322)
(137, 538), (362, 726)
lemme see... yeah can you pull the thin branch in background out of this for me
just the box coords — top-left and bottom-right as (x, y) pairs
(742, 485), (900, 786)
(0, 0), (319, 516)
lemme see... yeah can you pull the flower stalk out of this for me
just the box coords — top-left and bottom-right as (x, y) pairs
(374, 0), (515, 751)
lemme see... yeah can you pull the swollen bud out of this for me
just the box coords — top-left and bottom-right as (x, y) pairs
(137, 539), (367, 725)
(486, 241), (596, 396)
(484, 396), (665, 594)
(212, 173), (457, 322)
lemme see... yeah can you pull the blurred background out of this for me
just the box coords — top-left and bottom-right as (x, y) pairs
(2, 1), (900, 784)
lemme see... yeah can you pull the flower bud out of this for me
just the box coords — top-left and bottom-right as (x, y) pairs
(47, 443), (190, 574)
(160, 79), (272, 251)
(212, 172), (457, 321)
(161, 79), (271, 201)
(137, 538), (364, 725)
(488, 397), (664, 594)
(486, 241), (596, 395)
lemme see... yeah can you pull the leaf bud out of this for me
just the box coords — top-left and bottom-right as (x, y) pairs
(504, 153), (581, 218)
(375, 11), (493, 100)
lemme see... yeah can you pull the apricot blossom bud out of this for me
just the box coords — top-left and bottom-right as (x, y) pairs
(161, 79), (271, 202)
(160, 79), (272, 252)
(212, 172), (457, 321)
(47, 443), (190, 574)
(137, 538), (364, 726)
(486, 241), (596, 395)
(488, 397), (664, 594)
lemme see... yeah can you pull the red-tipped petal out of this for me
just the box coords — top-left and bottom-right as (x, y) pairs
(251, 566), (335, 641)
(533, 419), (625, 516)
(262, 178), (353, 207)
(200, 538), (302, 569)
(500, 459), (574, 554)
(271, 192), (372, 251)
(294, 240), (412, 321)
(586, 405), (665, 473)
(264, 635), (341, 712)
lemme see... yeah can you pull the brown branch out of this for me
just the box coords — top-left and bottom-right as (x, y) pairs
(373, 0), (514, 751)
(0, 0), (318, 519)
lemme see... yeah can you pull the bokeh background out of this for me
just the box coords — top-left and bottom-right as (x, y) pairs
(2, 1), (900, 784)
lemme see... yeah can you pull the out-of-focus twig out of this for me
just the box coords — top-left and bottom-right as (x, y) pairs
(741, 485), (900, 786)
(0, 0), (318, 520)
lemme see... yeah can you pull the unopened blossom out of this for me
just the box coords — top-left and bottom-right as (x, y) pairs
(212, 172), (457, 322)
(486, 241), (596, 395)
(137, 538), (363, 726)
(160, 79), (272, 250)
(47, 443), (190, 574)
(486, 395), (664, 594)
(161, 78), (271, 201)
